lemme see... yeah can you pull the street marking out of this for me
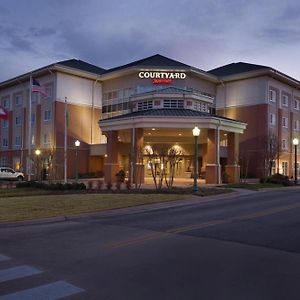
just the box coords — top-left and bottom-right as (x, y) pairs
(0, 280), (84, 300)
(107, 232), (169, 250)
(0, 265), (42, 283)
(105, 202), (300, 249)
(0, 254), (10, 262)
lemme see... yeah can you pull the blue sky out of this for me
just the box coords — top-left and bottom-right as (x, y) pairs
(1, 0), (300, 81)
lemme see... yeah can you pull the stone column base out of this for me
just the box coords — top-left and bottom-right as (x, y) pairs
(225, 165), (240, 183)
(206, 164), (220, 184)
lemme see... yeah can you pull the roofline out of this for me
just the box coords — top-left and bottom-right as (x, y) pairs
(0, 62), (103, 89)
(100, 114), (246, 134)
(216, 68), (300, 88)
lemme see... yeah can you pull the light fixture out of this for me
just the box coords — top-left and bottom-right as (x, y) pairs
(35, 149), (41, 156)
(192, 126), (200, 192)
(293, 138), (299, 184)
(75, 140), (80, 182)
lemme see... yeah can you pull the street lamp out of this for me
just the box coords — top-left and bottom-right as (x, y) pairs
(192, 126), (200, 192)
(292, 138), (299, 185)
(35, 149), (41, 181)
(75, 140), (80, 182)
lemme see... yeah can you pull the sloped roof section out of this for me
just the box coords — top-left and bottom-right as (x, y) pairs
(208, 62), (270, 77)
(104, 54), (193, 74)
(101, 108), (242, 122)
(57, 59), (106, 75)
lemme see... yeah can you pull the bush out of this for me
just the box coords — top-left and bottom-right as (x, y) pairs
(16, 181), (86, 190)
(265, 173), (292, 186)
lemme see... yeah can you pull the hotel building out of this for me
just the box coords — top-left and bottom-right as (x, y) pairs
(0, 54), (299, 183)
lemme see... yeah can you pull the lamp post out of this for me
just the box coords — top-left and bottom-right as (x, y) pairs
(192, 126), (200, 192)
(293, 138), (299, 185)
(35, 149), (41, 181)
(75, 140), (80, 182)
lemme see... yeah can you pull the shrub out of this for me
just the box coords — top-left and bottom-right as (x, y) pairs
(266, 173), (291, 186)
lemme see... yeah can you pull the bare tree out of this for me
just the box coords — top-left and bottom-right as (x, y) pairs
(262, 133), (280, 178)
(144, 145), (183, 190)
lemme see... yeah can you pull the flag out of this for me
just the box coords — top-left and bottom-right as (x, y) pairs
(32, 79), (47, 96)
(0, 106), (8, 120)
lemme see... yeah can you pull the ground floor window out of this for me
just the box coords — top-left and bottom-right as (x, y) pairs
(282, 161), (288, 176)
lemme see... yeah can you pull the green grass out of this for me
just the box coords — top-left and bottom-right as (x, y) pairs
(0, 193), (191, 222)
(0, 186), (232, 223)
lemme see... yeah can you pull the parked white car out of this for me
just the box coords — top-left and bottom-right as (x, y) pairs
(0, 167), (24, 181)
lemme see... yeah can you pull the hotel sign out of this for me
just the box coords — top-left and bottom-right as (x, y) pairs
(138, 71), (186, 84)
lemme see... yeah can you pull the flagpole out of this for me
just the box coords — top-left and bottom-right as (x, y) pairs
(28, 75), (32, 181)
(64, 97), (67, 183)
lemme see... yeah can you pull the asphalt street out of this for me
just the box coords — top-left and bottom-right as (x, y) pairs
(0, 187), (300, 299)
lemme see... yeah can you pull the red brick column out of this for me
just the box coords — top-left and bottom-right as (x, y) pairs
(104, 131), (120, 183)
(130, 128), (144, 185)
(205, 129), (219, 184)
(225, 132), (240, 183)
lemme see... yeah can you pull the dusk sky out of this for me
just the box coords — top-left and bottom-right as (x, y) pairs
(1, 0), (300, 82)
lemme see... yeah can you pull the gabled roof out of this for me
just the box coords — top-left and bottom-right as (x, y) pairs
(208, 62), (270, 77)
(56, 59), (106, 75)
(103, 54), (192, 74)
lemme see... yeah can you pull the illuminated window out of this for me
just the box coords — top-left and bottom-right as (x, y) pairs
(163, 99), (184, 109)
(137, 101), (153, 111)
(282, 161), (288, 175)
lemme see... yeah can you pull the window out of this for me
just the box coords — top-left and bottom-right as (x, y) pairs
(15, 95), (22, 106)
(137, 101), (153, 111)
(282, 94), (289, 107)
(31, 135), (35, 146)
(282, 117), (288, 128)
(43, 133), (50, 145)
(282, 139), (288, 150)
(2, 119), (8, 128)
(270, 113), (276, 126)
(294, 99), (300, 111)
(15, 136), (21, 147)
(294, 120), (299, 131)
(282, 161), (288, 176)
(3, 99), (10, 109)
(2, 138), (8, 147)
(15, 116), (21, 127)
(163, 99), (184, 109)
(44, 110), (51, 121)
(269, 89), (277, 102)
(32, 93), (38, 103)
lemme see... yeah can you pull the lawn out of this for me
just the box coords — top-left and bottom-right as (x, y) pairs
(0, 186), (233, 223)
(0, 193), (190, 223)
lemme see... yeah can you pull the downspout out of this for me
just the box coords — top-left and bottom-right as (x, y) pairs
(217, 119), (221, 184)
(91, 77), (100, 144)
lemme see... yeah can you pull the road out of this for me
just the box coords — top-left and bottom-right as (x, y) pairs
(0, 187), (300, 299)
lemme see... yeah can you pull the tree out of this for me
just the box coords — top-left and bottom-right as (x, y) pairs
(262, 133), (280, 177)
(144, 145), (183, 190)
